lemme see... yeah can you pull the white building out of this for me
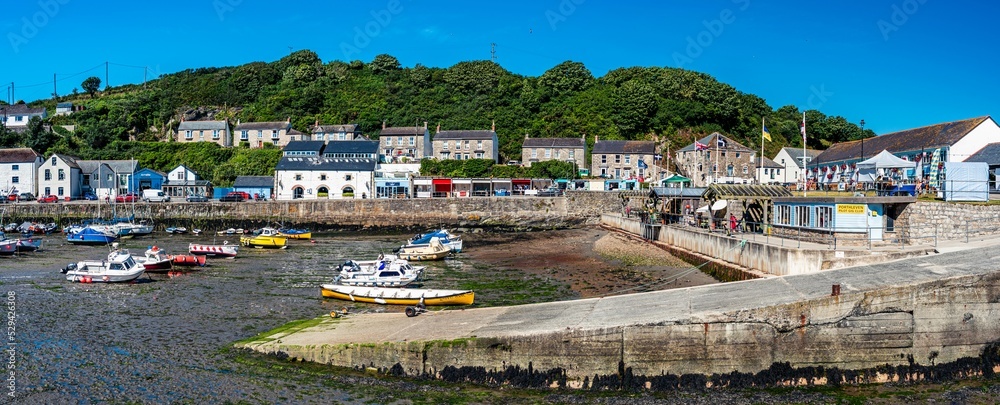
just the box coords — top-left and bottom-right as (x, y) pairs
(1, 104), (47, 129)
(0, 148), (42, 196)
(274, 141), (379, 200)
(312, 123), (364, 142)
(37, 154), (81, 199)
(773, 147), (821, 184)
(756, 156), (785, 185)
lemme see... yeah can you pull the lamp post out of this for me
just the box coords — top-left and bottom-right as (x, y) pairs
(860, 119), (865, 161)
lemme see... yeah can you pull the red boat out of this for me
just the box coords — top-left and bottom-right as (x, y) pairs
(170, 254), (207, 267)
(136, 247), (173, 272)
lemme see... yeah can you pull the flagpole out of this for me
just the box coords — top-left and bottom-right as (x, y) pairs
(802, 112), (807, 197)
(760, 117), (765, 185)
(715, 134), (719, 184)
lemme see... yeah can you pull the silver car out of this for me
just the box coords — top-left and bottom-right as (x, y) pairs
(185, 194), (209, 203)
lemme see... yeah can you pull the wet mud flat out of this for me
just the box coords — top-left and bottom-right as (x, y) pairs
(1, 228), (997, 404)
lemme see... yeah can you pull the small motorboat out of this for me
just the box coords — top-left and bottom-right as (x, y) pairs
(406, 229), (463, 253)
(240, 227), (287, 249)
(0, 239), (17, 256)
(189, 242), (238, 258)
(66, 226), (119, 245)
(335, 255), (424, 287)
(320, 285), (474, 306)
(135, 246), (173, 272)
(277, 228), (312, 240)
(217, 228), (237, 236)
(396, 237), (450, 261)
(61, 247), (146, 283)
(191, 229), (203, 235)
(165, 227), (188, 234)
(0, 231), (41, 253)
(170, 254), (207, 267)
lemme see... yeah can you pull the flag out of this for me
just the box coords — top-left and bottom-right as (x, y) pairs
(800, 113), (807, 145)
(695, 141), (708, 151)
(717, 136), (726, 148)
(637, 159), (648, 169)
(762, 124), (772, 142)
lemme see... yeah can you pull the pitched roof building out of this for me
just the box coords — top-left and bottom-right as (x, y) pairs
(0, 104), (47, 129)
(176, 120), (231, 147)
(234, 119), (294, 148)
(521, 134), (586, 169)
(0, 148), (43, 195)
(773, 147), (822, 184)
(591, 137), (657, 181)
(432, 124), (499, 162)
(312, 123), (363, 141)
(675, 133), (756, 187)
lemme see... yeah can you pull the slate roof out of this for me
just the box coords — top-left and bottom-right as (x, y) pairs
(814, 116), (994, 164)
(677, 133), (752, 153)
(56, 102), (73, 108)
(323, 140), (379, 155)
(313, 124), (358, 133)
(287, 128), (305, 136)
(759, 157), (784, 169)
(433, 130), (496, 141)
(0, 104), (45, 115)
(76, 161), (108, 174)
(234, 176), (274, 188)
(135, 168), (167, 177)
(283, 140), (325, 153)
(276, 156), (377, 172)
(52, 154), (80, 169)
(522, 137), (586, 148)
(178, 120), (228, 131)
(965, 142), (1000, 166)
(234, 121), (291, 131)
(779, 147), (821, 168)
(650, 186), (706, 198)
(592, 140), (655, 154)
(703, 184), (792, 200)
(0, 148), (41, 163)
(379, 127), (426, 136)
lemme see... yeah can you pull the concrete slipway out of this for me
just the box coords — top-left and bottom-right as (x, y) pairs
(239, 236), (1000, 386)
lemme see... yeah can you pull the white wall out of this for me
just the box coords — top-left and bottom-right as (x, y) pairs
(275, 170), (374, 200)
(951, 118), (1000, 162)
(37, 156), (76, 198)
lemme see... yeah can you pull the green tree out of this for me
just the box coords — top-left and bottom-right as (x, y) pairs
(81, 76), (101, 98)
(538, 61), (593, 97)
(370, 54), (401, 75)
(24, 116), (57, 154)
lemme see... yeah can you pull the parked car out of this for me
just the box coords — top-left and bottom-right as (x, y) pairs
(37, 195), (60, 203)
(536, 187), (564, 197)
(219, 192), (246, 202)
(185, 194), (209, 203)
(82, 191), (98, 201)
(115, 193), (139, 203)
(18, 193), (35, 202)
(6, 194), (16, 202)
(230, 191), (252, 201)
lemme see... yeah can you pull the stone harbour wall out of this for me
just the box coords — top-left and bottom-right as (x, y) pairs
(897, 201), (1000, 242)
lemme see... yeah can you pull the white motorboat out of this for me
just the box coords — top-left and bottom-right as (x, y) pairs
(61, 248), (146, 283)
(335, 254), (424, 287)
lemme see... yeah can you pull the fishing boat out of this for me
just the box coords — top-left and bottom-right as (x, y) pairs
(277, 227), (312, 240)
(189, 242), (238, 258)
(165, 227), (188, 234)
(0, 239), (16, 256)
(170, 254), (207, 267)
(135, 246), (173, 271)
(240, 227), (287, 249)
(335, 255), (424, 287)
(66, 226), (119, 245)
(0, 231), (42, 252)
(320, 285), (474, 306)
(113, 221), (154, 238)
(396, 237), (450, 261)
(405, 229), (463, 253)
(61, 248), (146, 283)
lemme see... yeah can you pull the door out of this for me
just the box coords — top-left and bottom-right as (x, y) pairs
(867, 204), (883, 241)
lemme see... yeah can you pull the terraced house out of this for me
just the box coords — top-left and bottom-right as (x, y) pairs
(0, 148), (43, 196)
(312, 123), (364, 142)
(379, 122), (432, 162)
(675, 133), (756, 187)
(175, 120), (232, 147)
(521, 134), (586, 169)
(591, 137), (656, 181)
(432, 123), (499, 161)
(234, 119), (294, 148)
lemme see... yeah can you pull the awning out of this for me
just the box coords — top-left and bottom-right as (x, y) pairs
(452, 179), (472, 185)
(512, 179), (531, 186)
(413, 178), (432, 186)
(695, 200), (728, 213)
(431, 178), (452, 185)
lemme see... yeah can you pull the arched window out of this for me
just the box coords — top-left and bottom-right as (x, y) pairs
(317, 186), (329, 198)
(292, 186), (304, 199)
(342, 186), (354, 197)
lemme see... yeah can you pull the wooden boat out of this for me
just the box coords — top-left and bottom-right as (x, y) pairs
(320, 284), (474, 306)
(67, 226), (118, 245)
(170, 254), (207, 267)
(335, 255), (424, 287)
(61, 248), (145, 283)
(135, 246), (172, 271)
(189, 242), (238, 258)
(277, 228), (312, 239)
(396, 237), (450, 261)
(240, 227), (287, 249)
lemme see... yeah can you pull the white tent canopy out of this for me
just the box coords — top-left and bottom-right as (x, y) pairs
(857, 150), (916, 170)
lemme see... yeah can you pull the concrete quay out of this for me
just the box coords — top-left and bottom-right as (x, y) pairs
(238, 234), (1000, 388)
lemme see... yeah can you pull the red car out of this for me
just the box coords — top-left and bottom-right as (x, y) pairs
(115, 193), (139, 203)
(37, 195), (60, 203)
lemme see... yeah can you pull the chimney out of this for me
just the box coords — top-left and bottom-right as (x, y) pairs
(525, 132), (529, 140)
(436, 123), (441, 133)
(314, 119), (319, 127)
(491, 120), (496, 132)
(236, 119), (240, 125)
(286, 117), (291, 123)
(423, 121), (428, 129)
(382, 120), (386, 130)
(595, 135), (599, 143)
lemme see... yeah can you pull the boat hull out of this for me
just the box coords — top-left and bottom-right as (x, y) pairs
(403, 239), (463, 253)
(170, 255), (207, 267)
(240, 235), (287, 248)
(67, 235), (118, 245)
(138, 259), (173, 271)
(189, 244), (238, 258)
(277, 231), (311, 239)
(320, 285), (474, 306)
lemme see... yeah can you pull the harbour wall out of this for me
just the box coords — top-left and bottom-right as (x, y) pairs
(898, 201), (1000, 241)
(0, 191), (621, 231)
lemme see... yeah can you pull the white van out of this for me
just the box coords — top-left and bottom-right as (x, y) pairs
(142, 189), (171, 202)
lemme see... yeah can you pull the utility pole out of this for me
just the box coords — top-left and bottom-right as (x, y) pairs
(105, 61), (109, 90)
(10, 82), (13, 103)
(53, 73), (57, 98)
(143, 67), (147, 87)
(490, 43), (496, 63)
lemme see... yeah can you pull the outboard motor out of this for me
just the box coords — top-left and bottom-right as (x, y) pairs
(60, 263), (77, 274)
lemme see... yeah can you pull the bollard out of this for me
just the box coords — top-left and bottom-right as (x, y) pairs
(831, 284), (841, 296)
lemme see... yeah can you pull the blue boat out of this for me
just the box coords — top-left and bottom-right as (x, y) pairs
(405, 229), (463, 253)
(67, 227), (119, 245)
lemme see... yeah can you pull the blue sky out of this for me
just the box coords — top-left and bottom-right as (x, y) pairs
(1, 0), (996, 135)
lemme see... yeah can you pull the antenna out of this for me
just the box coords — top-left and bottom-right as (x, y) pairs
(490, 43), (496, 62)
(288, 46), (293, 54)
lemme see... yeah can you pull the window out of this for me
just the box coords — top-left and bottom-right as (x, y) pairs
(320, 174), (327, 181)
(212, 130), (220, 139)
(735, 152), (741, 159)
(199, 131), (205, 140)
(386, 138), (393, 146)
(241, 130), (248, 140)
(185, 130), (193, 140)
(345, 174), (352, 181)
(477, 140), (483, 150)
(11, 177), (18, 184)
(295, 174), (302, 181)
(44, 187), (50, 195)
(15, 116), (22, 122)
(271, 131), (279, 139)
(51, 157), (56, 166)
(44, 169), (51, 181)
(795, 206), (810, 227)
(11, 164), (18, 171)
(624, 169), (631, 178)
(600, 168), (607, 177)
(397, 136), (403, 145)
(776, 205), (791, 225)
(531, 149), (537, 159)
(615, 155), (621, 164)
(464, 154), (470, 160)
(601, 155), (606, 164)
(58, 187), (64, 195)
(257, 130), (263, 139)
(625, 155), (631, 164)
(781, 159), (785, 165)
(544, 149), (551, 158)
(614, 168), (621, 178)
(727, 164), (734, 176)
(410, 137), (415, 146)
(272, 140), (279, 145)
(816, 206), (833, 229)
(58, 169), (65, 180)
(742, 166), (748, 174)
(569, 150), (575, 159)
(475, 152), (484, 159)
(440, 141), (447, 150)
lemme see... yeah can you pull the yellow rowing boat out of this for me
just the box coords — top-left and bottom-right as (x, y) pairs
(320, 284), (474, 306)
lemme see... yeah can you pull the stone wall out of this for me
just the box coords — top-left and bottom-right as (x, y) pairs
(0, 191), (622, 231)
(897, 201), (1000, 242)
